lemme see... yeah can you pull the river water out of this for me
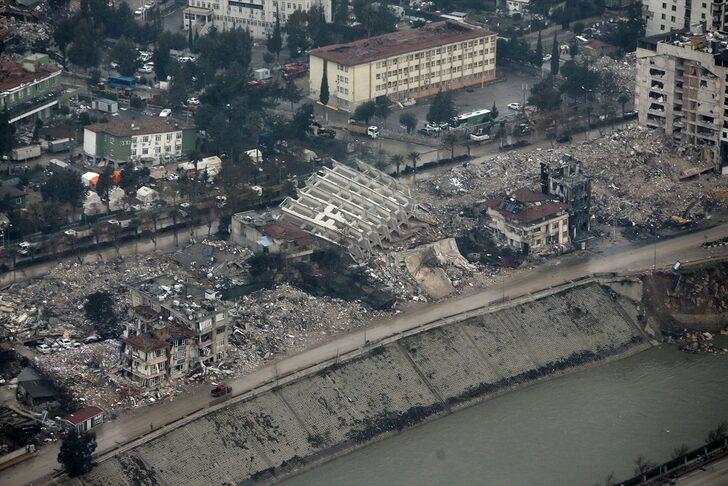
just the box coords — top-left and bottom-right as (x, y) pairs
(283, 344), (728, 486)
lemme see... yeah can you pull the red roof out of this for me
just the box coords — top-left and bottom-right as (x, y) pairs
(587, 39), (614, 50)
(484, 188), (569, 225)
(62, 406), (104, 425)
(0, 60), (60, 93)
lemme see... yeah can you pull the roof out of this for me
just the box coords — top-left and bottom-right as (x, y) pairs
(309, 21), (493, 66)
(85, 117), (194, 138)
(16, 366), (40, 382)
(124, 322), (196, 352)
(21, 380), (57, 399)
(0, 59), (60, 94)
(484, 188), (569, 225)
(261, 221), (315, 246)
(0, 186), (25, 199)
(587, 39), (614, 49)
(62, 406), (104, 425)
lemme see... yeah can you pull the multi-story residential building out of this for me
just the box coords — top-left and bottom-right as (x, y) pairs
(482, 188), (571, 253)
(540, 155), (592, 246)
(120, 276), (231, 387)
(636, 29), (728, 172)
(642, 0), (728, 36)
(183, 0), (331, 39)
(0, 54), (74, 124)
(308, 21), (497, 111)
(83, 118), (197, 165)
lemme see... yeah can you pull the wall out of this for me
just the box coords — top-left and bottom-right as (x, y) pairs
(70, 282), (649, 485)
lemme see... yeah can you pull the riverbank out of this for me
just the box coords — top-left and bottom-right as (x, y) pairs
(66, 280), (651, 485)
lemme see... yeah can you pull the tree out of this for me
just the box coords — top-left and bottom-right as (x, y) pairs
(354, 101), (377, 124)
(152, 38), (172, 80)
(391, 154), (403, 175)
(285, 10), (309, 58)
(551, 31), (560, 76)
(84, 291), (119, 338)
(110, 36), (139, 76)
(53, 18), (75, 64)
(442, 133), (459, 160)
(32, 118), (43, 142)
(1, 110), (18, 153)
(533, 30), (543, 69)
(68, 19), (100, 70)
(607, 2), (645, 52)
(282, 78), (302, 111)
(41, 168), (85, 208)
(58, 430), (97, 477)
(266, 11), (283, 59)
(707, 422), (728, 444)
(490, 101), (499, 120)
(573, 22), (585, 35)
(95, 165), (115, 210)
(333, 0), (350, 27)
(427, 91), (455, 124)
(633, 456), (655, 477)
(560, 63), (600, 99)
(399, 112), (417, 133)
(408, 151), (420, 172)
(529, 79), (562, 111)
(319, 61), (330, 106)
(290, 103), (314, 139)
(374, 97), (391, 124)
(618, 92), (631, 114)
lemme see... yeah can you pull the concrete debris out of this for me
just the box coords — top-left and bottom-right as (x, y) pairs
(590, 53), (636, 95)
(402, 238), (475, 299)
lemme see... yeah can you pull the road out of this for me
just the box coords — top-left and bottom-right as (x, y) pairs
(677, 453), (728, 485)
(2, 223), (728, 485)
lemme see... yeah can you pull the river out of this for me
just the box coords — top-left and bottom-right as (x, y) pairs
(282, 344), (728, 486)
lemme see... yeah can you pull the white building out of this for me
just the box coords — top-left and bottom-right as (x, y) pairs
(183, 0), (332, 39)
(643, 0), (720, 36)
(506, 0), (530, 15)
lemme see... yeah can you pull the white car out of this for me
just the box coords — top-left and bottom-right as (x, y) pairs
(110, 61), (119, 69)
(64, 229), (77, 237)
(402, 98), (416, 107)
(507, 102), (523, 110)
(138, 65), (153, 74)
(58, 338), (73, 349)
(134, 8), (143, 15)
(159, 108), (172, 117)
(186, 97), (200, 105)
(36, 344), (52, 354)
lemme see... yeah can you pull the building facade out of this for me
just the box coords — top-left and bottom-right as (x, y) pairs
(642, 0), (728, 36)
(636, 30), (728, 171)
(506, 0), (530, 15)
(0, 54), (70, 124)
(183, 0), (331, 39)
(308, 21), (497, 111)
(540, 155), (592, 245)
(482, 188), (570, 253)
(83, 118), (196, 165)
(120, 276), (231, 388)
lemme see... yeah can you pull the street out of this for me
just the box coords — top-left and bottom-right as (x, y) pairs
(2, 222), (728, 486)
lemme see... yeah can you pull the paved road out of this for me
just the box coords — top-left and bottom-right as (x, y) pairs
(677, 454), (728, 485)
(3, 223), (728, 485)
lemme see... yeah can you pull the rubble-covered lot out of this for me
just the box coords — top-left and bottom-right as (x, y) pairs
(417, 125), (728, 239)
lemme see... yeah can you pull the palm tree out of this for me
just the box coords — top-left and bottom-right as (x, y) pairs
(408, 151), (421, 173)
(391, 154), (404, 176)
(442, 133), (459, 160)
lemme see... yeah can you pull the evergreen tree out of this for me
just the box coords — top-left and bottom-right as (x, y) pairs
(427, 91), (455, 124)
(188, 19), (194, 51)
(319, 61), (330, 106)
(491, 101), (498, 120)
(58, 430), (97, 477)
(267, 11), (283, 59)
(551, 31), (560, 76)
(533, 30), (543, 69)
(0, 109), (14, 155)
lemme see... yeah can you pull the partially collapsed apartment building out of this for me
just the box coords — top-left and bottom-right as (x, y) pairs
(482, 188), (571, 253)
(636, 29), (728, 173)
(540, 155), (592, 246)
(120, 276), (231, 387)
(279, 160), (415, 260)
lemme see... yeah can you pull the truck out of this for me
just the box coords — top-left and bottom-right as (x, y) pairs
(309, 121), (336, 138)
(48, 138), (72, 153)
(346, 121), (379, 139)
(281, 62), (309, 79)
(11, 144), (41, 162)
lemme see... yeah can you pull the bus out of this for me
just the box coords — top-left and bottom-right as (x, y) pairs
(107, 76), (136, 90)
(451, 108), (492, 128)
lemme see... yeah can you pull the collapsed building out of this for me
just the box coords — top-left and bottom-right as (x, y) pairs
(481, 188), (571, 253)
(120, 276), (231, 388)
(540, 154), (592, 247)
(279, 160), (415, 261)
(230, 211), (319, 261)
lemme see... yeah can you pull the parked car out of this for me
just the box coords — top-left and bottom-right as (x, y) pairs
(402, 98), (416, 107)
(36, 344), (52, 354)
(211, 383), (232, 397)
(159, 108), (172, 117)
(424, 122), (442, 133)
(138, 65), (153, 74)
(469, 128), (491, 142)
(507, 102), (522, 110)
(58, 338), (73, 349)
(187, 97), (200, 105)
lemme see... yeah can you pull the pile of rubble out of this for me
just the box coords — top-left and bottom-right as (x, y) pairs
(227, 284), (388, 372)
(416, 125), (722, 237)
(664, 264), (728, 314)
(590, 53), (636, 95)
(672, 330), (728, 354)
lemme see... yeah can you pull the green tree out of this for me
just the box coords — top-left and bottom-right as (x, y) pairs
(374, 97), (391, 124)
(68, 19), (100, 70)
(40, 168), (85, 208)
(333, 0), (350, 27)
(307, 6), (331, 48)
(152, 37), (172, 80)
(399, 112), (417, 133)
(551, 31), (560, 76)
(111, 36), (139, 76)
(491, 101), (499, 120)
(266, 12), (283, 59)
(285, 10), (309, 58)
(0, 109), (14, 155)
(53, 18), (75, 64)
(607, 1), (646, 52)
(573, 22), (585, 35)
(618, 92), (631, 114)
(319, 61), (330, 105)
(529, 79), (562, 111)
(58, 430), (97, 477)
(283, 78), (303, 111)
(427, 91), (455, 124)
(442, 132), (459, 160)
(408, 151), (420, 172)
(560, 63), (600, 99)
(533, 30), (543, 69)
(354, 101), (377, 124)
(391, 154), (403, 175)
(84, 291), (119, 338)
(95, 165), (115, 210)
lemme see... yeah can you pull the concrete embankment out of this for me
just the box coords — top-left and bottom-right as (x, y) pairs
(68, 281), (650, 486)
